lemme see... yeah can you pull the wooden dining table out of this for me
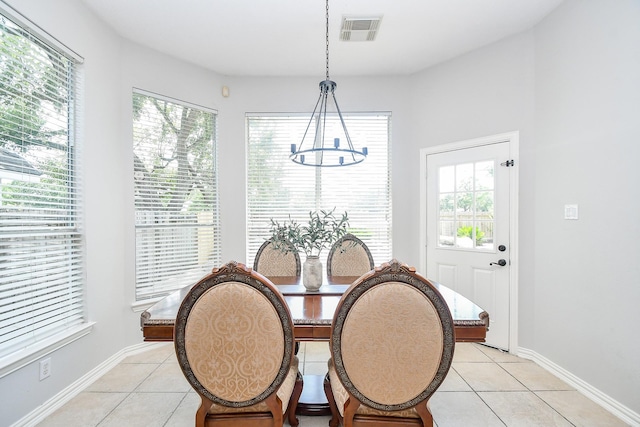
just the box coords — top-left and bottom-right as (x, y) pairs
(141, 275), (489, 343)
(140, 274), (489, 416)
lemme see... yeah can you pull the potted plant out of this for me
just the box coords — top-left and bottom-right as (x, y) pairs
(269, 208), (349, 291)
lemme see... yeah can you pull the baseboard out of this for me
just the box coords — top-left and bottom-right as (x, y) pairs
(518, 346), (639, 426)
(11, 342), (163, 427)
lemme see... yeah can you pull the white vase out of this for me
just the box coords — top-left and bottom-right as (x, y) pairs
(303, 255), (323, 292)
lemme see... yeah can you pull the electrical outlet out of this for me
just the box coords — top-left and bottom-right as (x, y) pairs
(40, 358), (51, 380)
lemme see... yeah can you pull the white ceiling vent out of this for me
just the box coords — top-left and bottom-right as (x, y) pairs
(340, 16), (382, 42)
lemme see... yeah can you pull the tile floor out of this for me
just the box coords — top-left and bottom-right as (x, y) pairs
(36, 342), (628, 427)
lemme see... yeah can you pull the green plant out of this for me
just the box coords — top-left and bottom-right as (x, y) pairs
(269, 208), (349, 257)
(457, 225), (485, 245)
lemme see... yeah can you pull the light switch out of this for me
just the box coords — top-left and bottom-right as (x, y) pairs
(564, 204), (579, 220)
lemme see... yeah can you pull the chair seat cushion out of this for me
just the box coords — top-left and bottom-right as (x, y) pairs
(208, 356), (299, 415)
(327, 358), (420, 419)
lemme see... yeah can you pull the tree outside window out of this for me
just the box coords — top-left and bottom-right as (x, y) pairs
(132, 92), (220, 300)
(1, 12), (84, 359)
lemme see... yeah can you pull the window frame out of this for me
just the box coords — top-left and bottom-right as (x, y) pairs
(246, 112), (392, 267)
(0, 3), (89, 377)
(131, 89), (221, 302)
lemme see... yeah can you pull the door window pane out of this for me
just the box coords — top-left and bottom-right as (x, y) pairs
(456, 163), (473, 191)
(439, 166), (454, 193)
(475, 161), (494, 190)
(437, 160), (495, 251)
(456, 192), (473, 214)
(439, 194), (454, 218)
(477, 220), (494, 249)
(438, 221), (455, 246)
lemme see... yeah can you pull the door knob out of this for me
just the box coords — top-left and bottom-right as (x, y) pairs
(490, 259), (507, 266)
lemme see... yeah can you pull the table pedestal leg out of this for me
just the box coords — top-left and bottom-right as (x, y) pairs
(295, 374), (331, 416)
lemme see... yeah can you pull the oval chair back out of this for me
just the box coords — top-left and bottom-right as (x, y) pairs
(174, 261), (302, 427)
(325, 259), (455, 427)
(254, 240), (301, 277)
(326, 234), (374, 277)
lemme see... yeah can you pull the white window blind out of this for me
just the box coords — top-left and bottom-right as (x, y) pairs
(133, 91), (220, 300)
(246, 113), (392, 266)
(0, 11), (84, 359)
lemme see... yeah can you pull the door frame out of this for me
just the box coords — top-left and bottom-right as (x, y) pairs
(419, 131), (520, 353)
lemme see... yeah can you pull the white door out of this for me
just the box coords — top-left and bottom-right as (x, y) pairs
(423, 136), (516, 351)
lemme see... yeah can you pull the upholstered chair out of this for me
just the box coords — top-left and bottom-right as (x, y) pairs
(253, 240), (301, 277)
(324, 259), (455, 427)
(326, 234), (374, 277)
(174, 261), (303, 427)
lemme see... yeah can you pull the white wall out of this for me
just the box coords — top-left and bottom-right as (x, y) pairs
(532, 0), (640, 414)
(0, 1), (412, 423)
(216, 75), (413, 264)
(0, 1), (229, 425)
(410, 0), (640, 416)
(409, 29), (537, 344)
(0, 0), (127, 425)
(118, 42), (227, 310)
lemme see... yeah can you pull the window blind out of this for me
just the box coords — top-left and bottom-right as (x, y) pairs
(133, 91), (220, 300)
(0, 12), (84, 359)
(246, 113), (392, 267)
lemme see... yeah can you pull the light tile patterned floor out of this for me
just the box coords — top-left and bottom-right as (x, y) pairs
(36, 342), (629, 427)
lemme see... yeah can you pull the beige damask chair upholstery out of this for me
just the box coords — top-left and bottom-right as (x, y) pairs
(174, 261), (303, 427)
(326, 234), (374, 277)
(324, 259), (455, 427)
(253, 240), (301, 277)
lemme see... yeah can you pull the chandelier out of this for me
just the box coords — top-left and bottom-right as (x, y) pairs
(290, 0), (368, 167)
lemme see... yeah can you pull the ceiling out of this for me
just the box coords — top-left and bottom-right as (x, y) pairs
(80, 0), (564, 77)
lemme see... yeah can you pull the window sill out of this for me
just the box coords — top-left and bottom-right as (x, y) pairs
(0, 322), (95, 379)
(130, 297), (163, 313)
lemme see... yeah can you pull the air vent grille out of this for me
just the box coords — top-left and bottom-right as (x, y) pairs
(340, 17), (381, 41)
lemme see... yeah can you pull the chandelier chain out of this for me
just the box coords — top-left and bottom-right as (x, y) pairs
(325, 0), (330, 80)
(289, 0), (368, 167)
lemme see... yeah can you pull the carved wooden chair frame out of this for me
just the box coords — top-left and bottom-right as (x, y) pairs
(324, 259), (455, 427)
(174, 261), (303, 427)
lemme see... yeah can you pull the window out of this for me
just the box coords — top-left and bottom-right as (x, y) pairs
(246, 113), (391, 266)
(437, 161), (495, 250)
(0, 10), (84, 360)
(133, 91), (220, 301)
